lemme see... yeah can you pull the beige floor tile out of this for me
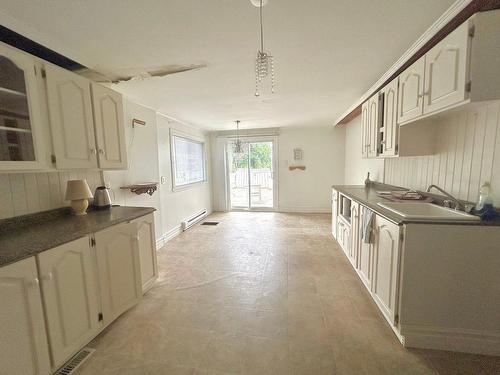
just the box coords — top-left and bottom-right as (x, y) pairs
(198, 333), (247, 373)
(242, 336), (289, 375)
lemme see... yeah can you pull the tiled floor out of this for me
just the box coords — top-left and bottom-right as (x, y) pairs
(77, 212), (500, 374)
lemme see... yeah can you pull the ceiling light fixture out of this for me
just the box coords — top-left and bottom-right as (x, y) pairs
(253, 0), (274, 97)
(234, 120), (243, 154)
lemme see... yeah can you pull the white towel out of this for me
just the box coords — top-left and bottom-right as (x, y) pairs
(362, 207), (374, 244)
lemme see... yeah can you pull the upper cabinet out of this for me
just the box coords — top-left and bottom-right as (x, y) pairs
(91, 83), (127, 169)
(397, 57), (425, 125)
(0, 44), (47, 170)
(45, 65), (98, 169)
(361, 93), (381, 158)
(0, 42), (128, 171)
(380, 77), (399, 157)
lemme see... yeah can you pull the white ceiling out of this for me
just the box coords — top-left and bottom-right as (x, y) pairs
(0, 0), (456, 130)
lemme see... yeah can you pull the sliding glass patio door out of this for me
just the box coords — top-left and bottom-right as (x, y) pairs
(227, 138), (276, 211)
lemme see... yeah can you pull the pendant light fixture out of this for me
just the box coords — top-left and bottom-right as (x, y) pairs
(253, 0), (274, 97)
(234, 120), (243, 154)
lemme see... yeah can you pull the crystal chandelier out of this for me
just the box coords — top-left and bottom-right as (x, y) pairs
(254, 0), (274, 97)
(234, 120), (243, 154)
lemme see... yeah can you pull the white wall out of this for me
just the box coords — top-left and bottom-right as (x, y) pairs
(385, 101), (500, 205)
(278, 126), (345, 212)
(211, 125), (345, 213)
(344, 116), (385, 185)
(103, 99), (162, 238)
(156, 114), (212, 238)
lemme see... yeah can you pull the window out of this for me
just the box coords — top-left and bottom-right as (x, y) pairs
(170, 132), (206, 189)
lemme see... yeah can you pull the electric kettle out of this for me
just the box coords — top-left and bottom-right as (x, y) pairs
(93, 186), (113, 209)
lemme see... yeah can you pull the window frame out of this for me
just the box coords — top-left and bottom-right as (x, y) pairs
(169, 129), (207, 191)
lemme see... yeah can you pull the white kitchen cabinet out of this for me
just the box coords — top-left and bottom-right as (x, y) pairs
(37, 236), (101, 369)
(45, 64), (98, 170)
(348, 202), (360, 267)
(337, 216), (350, 256)
(423, 21), (470, 115)
(361, 102), (369, 158)
(132, 213), (158, 293)
(398, 56), (425, 125)
(380, 77), (399, 157)
(357, 208), (373, 290)
(372, 215), (401, 324)
(91, 83), (127, 169)
(0, 257), (51, 375)
(367, 94), (380, 158)
(331, 188), (338, 239)
(95, 222), (142, 326)
(0, 43), (47, 171)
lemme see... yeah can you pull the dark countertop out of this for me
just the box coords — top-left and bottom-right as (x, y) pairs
(0, 206), (155, 268)
(332, 184), (500, 226)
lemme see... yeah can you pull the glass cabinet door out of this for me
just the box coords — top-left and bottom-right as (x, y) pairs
(0, 45), (44, 169)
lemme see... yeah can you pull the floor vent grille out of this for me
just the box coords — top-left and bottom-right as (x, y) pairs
(201, 221), (220, 226)
(55, 347), (95, 375)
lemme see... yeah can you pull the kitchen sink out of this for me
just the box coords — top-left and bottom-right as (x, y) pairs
(377, 202), (480, 221)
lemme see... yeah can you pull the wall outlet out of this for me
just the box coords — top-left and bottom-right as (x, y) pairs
(161, 176), (168, 184)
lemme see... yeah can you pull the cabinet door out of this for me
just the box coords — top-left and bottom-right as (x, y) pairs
(37, 236), (100, 369)
(367, 95), (380, 158)
(357, 208), (373, 289)
(95, 222), (141, 326)
(0, 257), (51, 375)
(361, 102), (369, 158)
(45, 64), (98, 169)
(349, 202), (360, 267)
(91, 83), (127, 169)
(398, 57), (425, 124)
(423, 21), (470, 115)
(380, 77), (399, 156)
(0, 44), (46, 170)
(132, 213), (158, 293)
(331, 189), (338, 239)
(372, 215), (401, 324)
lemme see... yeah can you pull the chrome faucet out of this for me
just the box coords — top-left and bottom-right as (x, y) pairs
(426, 185), (463, 210)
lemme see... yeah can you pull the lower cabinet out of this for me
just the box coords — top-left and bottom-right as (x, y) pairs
(348, 202), (360, 267)
(371, 215), (401, 324)
(37, 237), (101, 369)
(357, 208), (373, 290)
(337, 217), (350, 256)
(95, 222), (142, 326)
(331, 189), (338, 239)
(132, 213), (158, 293)
(0, 257), (51, 375)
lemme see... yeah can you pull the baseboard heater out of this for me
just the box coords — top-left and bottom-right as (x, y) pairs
(181, 209), (208, 231)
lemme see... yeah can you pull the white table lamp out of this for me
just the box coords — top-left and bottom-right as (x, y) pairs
(65, 179), (93, 215)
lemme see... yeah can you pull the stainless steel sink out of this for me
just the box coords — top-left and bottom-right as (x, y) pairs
(377, 202), (480, 221)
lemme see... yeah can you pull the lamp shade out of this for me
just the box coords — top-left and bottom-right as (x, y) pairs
(65, 179), (93, 201)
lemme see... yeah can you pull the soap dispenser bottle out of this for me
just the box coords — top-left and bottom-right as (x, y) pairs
(475, 182), (497, 220)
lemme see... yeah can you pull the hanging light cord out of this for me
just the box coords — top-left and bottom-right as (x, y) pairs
(259, 0), (264, 52)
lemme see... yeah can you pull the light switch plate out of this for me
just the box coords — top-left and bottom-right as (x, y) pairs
(161, 176), (168, 184)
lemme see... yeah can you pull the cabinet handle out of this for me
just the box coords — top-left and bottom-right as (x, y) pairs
(98, 148), (105, 155)
(90, 148), (97, 155)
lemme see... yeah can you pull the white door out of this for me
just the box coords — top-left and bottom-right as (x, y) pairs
(91, 83), (127, 169)
(357, 208), (373, 290)
(349, 202), (360, 267)
(368, 94), (380, 158)
(361, 101), (369, 158)
(0, 257), (51, 375)
(398, 57), (425, 124)
(380, 77), (399, 156)
(423, 21), (470, 115)
(372, 215), (401, 324)
(95, 222), (142, 326)
(45, 64), (98, 169)
(132, 213), (158, 293)
(0, 43), (46, 170)
(37, 236), (101, 369)
(331, 189), (338, 239)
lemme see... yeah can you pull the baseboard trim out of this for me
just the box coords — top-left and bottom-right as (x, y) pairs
(155, 225), (182, 249)
(401, 324), (500, 356)
(278, 206), (331, 213)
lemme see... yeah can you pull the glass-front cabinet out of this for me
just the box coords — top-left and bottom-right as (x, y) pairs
(0, 44), (45, 170)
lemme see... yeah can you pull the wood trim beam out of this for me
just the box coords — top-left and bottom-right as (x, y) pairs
(336, 0), (500, 125)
